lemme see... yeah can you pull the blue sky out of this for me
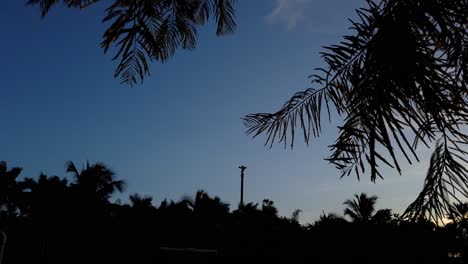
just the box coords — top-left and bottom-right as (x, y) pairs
(1, 0), (433, 223)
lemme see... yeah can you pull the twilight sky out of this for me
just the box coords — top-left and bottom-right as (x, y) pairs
(1, 0), (433, 223)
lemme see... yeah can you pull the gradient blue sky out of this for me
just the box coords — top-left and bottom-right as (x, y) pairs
(1, 0), (433, 223)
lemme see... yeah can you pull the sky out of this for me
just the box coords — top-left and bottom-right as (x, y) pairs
(0, 0), (434, 223)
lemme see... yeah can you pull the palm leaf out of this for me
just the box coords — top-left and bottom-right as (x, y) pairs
(27, 0), (100, 17)
(244, 0), (468, 183)
(402, 138), (468, 225)
(213, 0), (236, 35)
(29, 0), (237, 85)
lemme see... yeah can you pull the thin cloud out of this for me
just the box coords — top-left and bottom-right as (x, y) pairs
(267, 0), (366, 32)
(267, 0), (310, 30)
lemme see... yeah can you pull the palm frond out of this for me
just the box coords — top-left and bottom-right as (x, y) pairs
(213, 0), (236, 35)
(101, 0), (201, 85)
(195, 0), (212, 24)
(244, 0), (468, 182)
(402, 138), (468, 225)
(29, 0), (236, 85)
(65, 160), (80, 179)
(244, 87), (342, 149)
(27, 0), (100, 17)
(27, 0), (61, 17)
(111, 179), (127, 193)
(101, 0), (153, 86)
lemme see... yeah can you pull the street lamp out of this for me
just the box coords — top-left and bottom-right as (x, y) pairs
(238, 165), (247, 213)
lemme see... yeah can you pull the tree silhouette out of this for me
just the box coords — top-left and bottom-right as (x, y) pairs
(442, 202), (468, 262)
(372, 208), (393, 224)
(244, 0), (468, 223)
(0, 160), (463, 262)
(0, 162), (23, 219)
(450, 203), (468, 224)
(236, 202), (258, 216)
(67, 160), (126, 203)
(448, 202), (468, 239)
(313, 212), (347, 227)
(343, 193), (378, 223)
(290, 209), (302, 224)
(27, 0), (236, 85)
(192, 190), (229, 216)
(261, 199), (278, 217)
(129, 193), (154, 210)
(20, 173), (69, 222)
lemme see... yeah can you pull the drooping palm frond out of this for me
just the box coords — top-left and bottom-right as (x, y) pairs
(27, 0), (60, 17)
(65, 160), (80, 179)
(244, 0), (468, 182)
(101, 0), (157, 85)
(213, 0), (236, 35)
(402, 139), (468, 225)
(26, 0), (100, 16)
(28, 0), (237, 85)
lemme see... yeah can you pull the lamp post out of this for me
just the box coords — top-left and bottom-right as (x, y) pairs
(238, 165), (247, 214)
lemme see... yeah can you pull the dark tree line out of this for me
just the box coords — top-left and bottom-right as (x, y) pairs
(0, 160), (467, 263)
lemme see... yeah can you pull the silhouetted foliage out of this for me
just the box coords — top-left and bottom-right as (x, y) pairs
(448, 202), (468, 239)
(0, 161), (466, 262)
(313, 212), (347, 227)
(261, 199), (278, 217)
(0, 162), (23, 219)
(27, 0), (236, 85)
(344, 192), (378, 223)
(66, 160), (126, 200)
(290, 209), (302, 224)
(372, 208), (393, 224)
(130, 193), (154, 209)
(244, 0), (468, 223)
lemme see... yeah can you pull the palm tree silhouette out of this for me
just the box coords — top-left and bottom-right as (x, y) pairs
(343, 193), (378, 223)
(66, 161), (126, 203)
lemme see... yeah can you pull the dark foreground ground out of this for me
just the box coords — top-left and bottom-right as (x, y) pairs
(3, 217), (467, 264)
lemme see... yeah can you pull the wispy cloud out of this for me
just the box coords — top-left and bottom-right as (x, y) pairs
(267, 0), (311, 30)
(267, 0), (365, 32)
